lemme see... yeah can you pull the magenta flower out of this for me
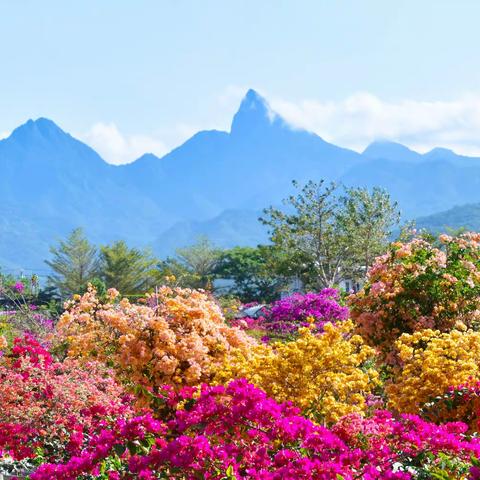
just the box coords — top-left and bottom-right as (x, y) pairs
(13, 281), (25, 293)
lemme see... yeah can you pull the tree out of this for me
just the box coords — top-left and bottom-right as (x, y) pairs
(99, 240), (158, 295)
(337, 186), (401, 280)
(261, 180), (347, 290)
(261, 181), (401, 290)
(45, 228), (99, 297)
(158, 237), (222, 290)
(215, 245), (285, 302)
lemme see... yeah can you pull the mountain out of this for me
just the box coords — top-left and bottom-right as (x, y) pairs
(2, 89), (480, 272)
(154, 209), (268, 257)
(416, 203), (480, 234)
(363, 141), (422, 163)
(120, 89), (364, 220)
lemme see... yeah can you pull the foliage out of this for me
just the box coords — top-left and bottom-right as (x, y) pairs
(55, 285), (254, 397)
(261, 181), (399, 290)
(386, 328), (480, 415)
(9, 226), (480, 477)
(217, 320), (378, 424)
(29, 379), (480, 480)
(349, 233), (480, 361)
(215, 245), (285, 302)
(0, 335), (132, 463)
(215, 294), (242, 321)
(99, 240), (158, 295)
(421, 381), (480, 432)
(261, 179), (345, 289)
(45, 228), (100, 298)
(158, 236), (222, 290)
(337, 186), (401, 277)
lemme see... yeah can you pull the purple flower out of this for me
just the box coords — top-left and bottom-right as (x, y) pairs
(264, 290), (349, 334)
(13, 281), (25, 293)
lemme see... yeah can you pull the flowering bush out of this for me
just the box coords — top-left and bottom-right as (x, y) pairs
(349, 234), (480, 361)
(386, 328), (480, 414)
(29, 379), (480, 479)
(421, 381), (480, 432)
(264, 289), (349, 334)
(217, 320), (378, 423)
(0, 275), (56, 345)
(0, 335), (133, 462)
(56, 286), (254, 397)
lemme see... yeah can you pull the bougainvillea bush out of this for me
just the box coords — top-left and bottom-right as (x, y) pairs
(217, 320), (379, 423)
(349, 233), (480, 362)
(28, 379), (480, 480)
(0, 276), (55, 344)
(387, 328), (480, 415)
(264, 289), (348, 334)
(5, 232), (480, 477)
(55, 286), (254, 399)
(231, 290), (349, 340)
(0, 335), (133, 464)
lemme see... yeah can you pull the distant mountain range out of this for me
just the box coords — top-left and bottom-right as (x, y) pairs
(2, 88), (480, 271)
(416, 203), (480, 234)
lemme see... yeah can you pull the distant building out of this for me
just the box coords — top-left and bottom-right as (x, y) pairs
(338, 278), (364, 293)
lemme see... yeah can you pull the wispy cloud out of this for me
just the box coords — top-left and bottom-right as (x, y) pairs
(81, 122), (169, 165)
(269, 92), (480, 156)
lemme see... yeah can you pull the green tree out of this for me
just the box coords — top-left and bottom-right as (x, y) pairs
(261, 181), (401, 290)
(158, 237), (222, 290)
(337, 186), (401, 279)
(261, 180), (346, 290)
(99, 240), (158, 295)
(45, 228), (99, 297)
(215, 245), (285, 302)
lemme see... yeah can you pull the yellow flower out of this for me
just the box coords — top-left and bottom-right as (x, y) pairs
(387, 328), (480, 414)
(216, 320), (378, 424)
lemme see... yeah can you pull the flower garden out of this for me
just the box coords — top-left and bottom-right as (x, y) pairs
(4, 233), (480, 478)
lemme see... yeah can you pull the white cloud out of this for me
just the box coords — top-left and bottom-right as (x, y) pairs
(269, 92), (480, 156)
(81, 122), (169, 165)
(0, 131), (10, 140)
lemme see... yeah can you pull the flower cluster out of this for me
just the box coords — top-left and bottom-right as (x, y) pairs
(55, 286), (254, 397)
(30, 379), (480, 479)
(387, 328), (480, 414)
(0, 335), (133, 462)
(264, 289), (349, 334)
(217, 320), (378, 423)
(0, 274), (55, 341)
(349, 234), (480, 361)
(229, 290), (348, 342)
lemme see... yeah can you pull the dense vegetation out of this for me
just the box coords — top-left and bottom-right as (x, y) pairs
(3, 181), (480, 478)
(2, 231), (480, 478)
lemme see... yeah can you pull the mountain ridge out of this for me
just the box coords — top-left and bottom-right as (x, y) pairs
(2, 89), (480, 271)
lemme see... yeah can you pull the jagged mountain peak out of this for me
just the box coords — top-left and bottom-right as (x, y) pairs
(230, 89), (279, 135)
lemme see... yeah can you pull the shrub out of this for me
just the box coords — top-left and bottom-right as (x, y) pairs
(30, 379), (480, 480)
(217, 320), (378, 423)
(0, 335), (132, 462)
(55, 285), (254, 397)
(386, 328), (480, 414)
(421, 381), (480, 432)
(349, 234), (480, 361)
(263, 289), (349, 335)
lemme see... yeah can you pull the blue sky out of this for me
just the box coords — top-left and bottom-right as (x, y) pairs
(2, 0), (480, 163)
